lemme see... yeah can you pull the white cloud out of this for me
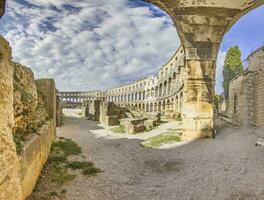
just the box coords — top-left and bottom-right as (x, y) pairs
(0, 0), (181, 91)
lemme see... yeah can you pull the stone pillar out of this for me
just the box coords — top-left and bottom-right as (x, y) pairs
(143, 0), (264, 140)
(35, 79), (57, 131)
(0, 37), (22, 200)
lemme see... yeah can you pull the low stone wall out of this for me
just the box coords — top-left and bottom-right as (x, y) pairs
(19, 119), (55, 199)
(120, 118), (146, 134)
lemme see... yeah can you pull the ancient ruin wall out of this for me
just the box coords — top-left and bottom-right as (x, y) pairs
(249, 48), (264, 127)
(0, 35), (58, 199)
(228, 72), (251, 126)
(0, 37), (22, 200)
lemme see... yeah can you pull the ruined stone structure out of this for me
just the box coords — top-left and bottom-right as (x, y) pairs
(106, 46), (185, 117)
(0, 3), (58, 199)
(228, 45), (264, 128)
(59, 90), (105, 108)
(143, 0), (264, 140)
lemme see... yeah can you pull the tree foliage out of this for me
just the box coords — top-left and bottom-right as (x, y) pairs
(222, 46), (244, 99)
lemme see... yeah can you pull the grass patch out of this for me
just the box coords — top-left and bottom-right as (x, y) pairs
(110, 125), (125, 134)
(50, 165), (76, 185)
(52, 138), (82, 157)
(142, 130), (182, 148)
(66, 161), (94, 169)
(82, 167), (102, 176)
(28, 137), (102, 199)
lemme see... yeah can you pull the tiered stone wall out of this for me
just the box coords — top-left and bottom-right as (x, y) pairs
(59, 90), (104, 108)
(106, 46), (185, 117)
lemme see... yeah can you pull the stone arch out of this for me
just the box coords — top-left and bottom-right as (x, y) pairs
(143, 0), (264, 140)
(154, 102), (157, 112)
(146, 103), (149, 112)
(139, 91), (142, 100)
(163, 81), (167, 96)
(168, 77), (172, 95)
(150, 102), (153, 112)
(155, 86), (158, 97)
(158, 101), (161, 112)
(142, 90), (146, 100)
(159, 83), (162, 97)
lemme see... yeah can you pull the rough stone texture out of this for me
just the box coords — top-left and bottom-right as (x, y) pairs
(13, 62), (48, 136)
(228, 47), (264, 128)
(87, 100), (101, 121)
(120, 118), (146, 134)
(144, 112), (161, 123)
(0, 36), (22, 200)
(35, 79), (57, 129)
(84, 106), (89, 117)
(249, 48), (264, 128)
(144, 119), (157, 130)
(228, 72), (252, 126)
(19, 120), (55, 199)
(56, 93), (62, 127)
(100, 102), (120, 126)
(143, 0), (264, 140)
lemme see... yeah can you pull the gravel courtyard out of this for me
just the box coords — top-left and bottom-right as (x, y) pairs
(58, 109), (264, 200)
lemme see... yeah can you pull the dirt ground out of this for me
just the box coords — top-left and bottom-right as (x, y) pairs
(43, 109), (264, 200)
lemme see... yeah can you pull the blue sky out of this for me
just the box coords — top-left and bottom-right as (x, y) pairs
(0, 0), (263, 94)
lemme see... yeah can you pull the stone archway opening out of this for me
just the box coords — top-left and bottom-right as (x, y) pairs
(143, 0), (264, 140)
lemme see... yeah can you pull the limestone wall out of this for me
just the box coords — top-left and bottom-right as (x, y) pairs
(0, 36), (58, 200)
(228, 47), (264, 128)
(0, 36), (22, 200)
(19, 120), (55, 199)
(36, 79), (57, 128)
(13, 62), (48, 137)
(228, 72), (251, 126)
(249, 48), (264, 127)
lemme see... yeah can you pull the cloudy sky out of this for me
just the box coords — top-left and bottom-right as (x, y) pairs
(0, 0), (263, 94)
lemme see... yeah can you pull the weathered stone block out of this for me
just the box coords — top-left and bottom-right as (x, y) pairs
(144, 119), (157, 130)
(105, 116), (120, 126)
(87, 100), (101, 121)
(0, 36), (22, 200)
(19, 120), (55, 199)
(120, 118), (146, 134)
(144, 112), (161, 123)
(35, 79), (56, 129)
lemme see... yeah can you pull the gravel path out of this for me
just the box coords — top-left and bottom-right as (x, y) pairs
(58, 109), (264, 200)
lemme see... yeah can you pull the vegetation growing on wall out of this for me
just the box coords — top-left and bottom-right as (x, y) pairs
(222, 46), (244, 99)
